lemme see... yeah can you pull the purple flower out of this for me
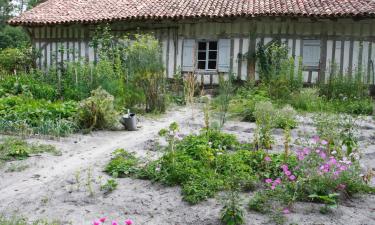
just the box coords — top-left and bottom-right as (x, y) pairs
(303, 147), (310, 155)
(271, 185), (276, 190)
(284, 170), (292, 176)
(339, 165), (348, 171)
(328, 157), (337, 165)
(283, 208), (291, 214)
(289, 175), (296, 181)
(312, 135), (320, 143)
(321, 140), (328, 145)
(319, 152), (326, 159)
(281, 164), (289, 171)
(298, 154), (305, 161)
(274, 178), (282, 185)
(265, 178), (273, 184)
(264, 156), (272, 162)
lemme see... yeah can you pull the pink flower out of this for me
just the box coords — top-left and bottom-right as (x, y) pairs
(265, 178), (273, 184)
(112, 221), (118, 225)
(289, 175), (296, 181)
(271, 185), (276, 190)
(281, 165), (289, 171)
(321, 140), (328, 145)
(264, 156), (272, 162)
(284, 170), (292, 176)
(93, 221), (100, 225)
(125, 219), (133, 225)
(99, 217), (107, 223)
(298, 154), (305, 161)
(319, 152), (326, 159)
(328, 157), (337, 165)
(339, 165), (348, 171)
(274, 178), (282, 185)
(303, 147), (310, 155)
(283, 208), (291, 214)
(312, 135), (320, 143)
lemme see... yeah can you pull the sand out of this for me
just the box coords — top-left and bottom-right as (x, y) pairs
(0, 105), (374, 225)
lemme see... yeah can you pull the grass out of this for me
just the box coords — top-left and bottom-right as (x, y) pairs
(0, 137), (61, 162)
(0, 215), (62, 225)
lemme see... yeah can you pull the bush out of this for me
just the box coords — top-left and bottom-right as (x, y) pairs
(136, 129), (264, 204)
(220, 191), (245, 225)
(229, 85), (270, 122)
(0, 72), (58, 101)
(274, 105), (298, 129)
(0, 95), (77, 137)
(0, 47), (37, 73)
(100, 178), (118, 194)
(77, 87), (118, 131)
(253, 101), (275, 149)
(105, 149), (139, 178)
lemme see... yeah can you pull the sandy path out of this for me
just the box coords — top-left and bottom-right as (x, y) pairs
(0, 106), (374, 225)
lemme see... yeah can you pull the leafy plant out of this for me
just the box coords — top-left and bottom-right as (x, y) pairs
(77, 87), (118, 132)
(216, 74), (235, 129)
(253, 101), (275, 149)
(220, 191), (245, 225)
(274, 105), (298, 129)
(105, 149), (139, 178)
(100, 178), (118, 195)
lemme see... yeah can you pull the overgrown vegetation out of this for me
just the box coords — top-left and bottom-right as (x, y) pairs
(0, 137), (60, 162)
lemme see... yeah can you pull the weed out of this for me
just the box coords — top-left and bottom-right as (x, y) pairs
(100, 178), (118, 195)
(220, 191), (245, 225)
(105, 149), (139, 178)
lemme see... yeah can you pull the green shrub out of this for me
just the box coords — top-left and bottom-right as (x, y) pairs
(100, 178), (118, 194)
(229, 85), (270, 122)
(0, 95), (77, 137)
(253, 101), (275, 149)
(274, 105), (298, 129)
(220, 191), (245, 225)
(0, 47), (36, 73)
(105, 149), (139, 178)
(77, 87), (118, 131)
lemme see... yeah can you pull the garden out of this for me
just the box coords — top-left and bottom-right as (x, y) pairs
(0, 28), (374, 225)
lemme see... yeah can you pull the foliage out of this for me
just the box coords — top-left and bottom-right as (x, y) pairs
(229, 84), (270, 122)
(274, 105), (298, 129)
(105, 149), (139, 178)
(0, 215), (60, 225)
(77, 87), (118, 131)
(0, 137), (60, 161)
(0, 26), (30, 49)
(249, 136), (374, 222)
(0, 47), (37, 73)
(0, 95), (77, 137)
(253, 101), (275, 149)
(100, 179), (118, 195)
(220, 191), (245, 225)
(216, 74), (235, 128)
(124, 34), (166, 113)
(0, 71), (58, 100)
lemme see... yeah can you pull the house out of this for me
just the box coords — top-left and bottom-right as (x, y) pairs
(8, 0), (375, 85)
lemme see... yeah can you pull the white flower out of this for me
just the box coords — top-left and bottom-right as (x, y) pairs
(331, 151), (337, 155)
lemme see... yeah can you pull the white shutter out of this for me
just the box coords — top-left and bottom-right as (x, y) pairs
(182, 39), (195, 72)
(218, 39), (231, 72)
(302, 40), (321, 67)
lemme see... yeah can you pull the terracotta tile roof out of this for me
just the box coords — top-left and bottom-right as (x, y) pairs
(8, 0), (375, 26)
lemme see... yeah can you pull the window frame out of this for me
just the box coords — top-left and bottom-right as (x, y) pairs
(197, 40), (218, 71)
(302, 39), (321, 69)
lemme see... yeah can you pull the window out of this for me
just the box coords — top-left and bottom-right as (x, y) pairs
(302, 40), (321, 67)
(197, 41), (218, 70)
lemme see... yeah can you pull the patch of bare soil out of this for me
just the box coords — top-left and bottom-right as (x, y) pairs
(0, 105), (374, 225)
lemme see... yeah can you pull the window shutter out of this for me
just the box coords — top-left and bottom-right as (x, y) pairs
(182, 39), (195, 72)
(302, 40), (321, 67)
(218, 39), (231, 72)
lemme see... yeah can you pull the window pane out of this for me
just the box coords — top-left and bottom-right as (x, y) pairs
(209, 51), (217, 60)
(198, 61), (206, 69)
(208, 60), (216, 69)
(198, 52), (206, 60)
(209, 41), (217, 50)
(198, 42), (207, 51)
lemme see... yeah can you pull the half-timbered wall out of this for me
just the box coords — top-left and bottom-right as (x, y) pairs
(28, 17), (375, 85)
